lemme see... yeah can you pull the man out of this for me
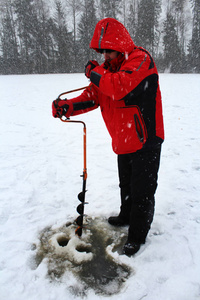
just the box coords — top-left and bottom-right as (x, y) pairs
(52, 18), (164, 256)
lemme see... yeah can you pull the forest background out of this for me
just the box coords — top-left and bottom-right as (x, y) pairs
(0, 0), (199, 75)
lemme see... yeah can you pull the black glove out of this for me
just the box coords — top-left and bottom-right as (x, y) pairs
(85, 60), (99, 78)
(103, 59), (111, 70)
(52, 99), (69, 118)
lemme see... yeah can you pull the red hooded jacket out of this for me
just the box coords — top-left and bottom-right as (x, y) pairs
(66, 18), (164, 155)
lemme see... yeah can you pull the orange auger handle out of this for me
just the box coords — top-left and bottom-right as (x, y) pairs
(60, 118), (87, 181)
(58, 84), (89, 180)
(57, 85), (90, 237)
(57, 85), (91, 99)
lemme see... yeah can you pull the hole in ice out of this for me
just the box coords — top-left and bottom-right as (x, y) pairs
(76, 244), (92, 253)
(57, 235), (69, 247)
(34, 217), (132, 296)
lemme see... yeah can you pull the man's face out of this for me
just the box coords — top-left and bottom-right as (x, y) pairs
(103, 51), (118, 61)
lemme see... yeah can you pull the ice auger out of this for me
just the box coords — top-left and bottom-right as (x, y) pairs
(57, 85), (90, 237)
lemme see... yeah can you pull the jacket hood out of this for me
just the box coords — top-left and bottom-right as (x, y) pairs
(90, 18), (135, 55)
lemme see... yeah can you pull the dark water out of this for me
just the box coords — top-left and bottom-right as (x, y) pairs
(76, 220), (131, 295)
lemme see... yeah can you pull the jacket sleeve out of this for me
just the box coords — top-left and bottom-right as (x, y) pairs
(90, 49), (158, 101)
(67, 84), (99, 117)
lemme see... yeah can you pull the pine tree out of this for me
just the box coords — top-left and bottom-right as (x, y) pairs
(77, 0), (97, 70)
(126, 3), (137, 40)
(163, 12), (182, 72)
(99, 0), (121, 19)
(172, 0), (187, 72)
(135, 0), (161, 57)
(188, 0), (200, 72)
(65, 0), (82, 72)
(0, 2), (20, 74)
(14, 0), (40, 73)
(33, 0), (52, 73)
(53, 0), (73, 73)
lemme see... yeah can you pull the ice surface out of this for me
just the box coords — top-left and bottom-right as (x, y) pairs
(0, 73), (200, 299)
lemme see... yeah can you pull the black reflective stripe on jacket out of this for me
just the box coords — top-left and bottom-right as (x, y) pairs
(73, 100), (96, 111)
(138, 47), (155, 69)
(90, 71), (102, 87)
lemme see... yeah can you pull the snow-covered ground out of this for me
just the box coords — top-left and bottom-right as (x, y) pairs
(0, 73), (200, 299)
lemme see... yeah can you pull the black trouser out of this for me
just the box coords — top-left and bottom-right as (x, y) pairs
(118, 146), (161, 244)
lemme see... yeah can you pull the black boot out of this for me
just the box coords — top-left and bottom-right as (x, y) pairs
(123, 240), (141, 256)
(108, 215), (129, 226)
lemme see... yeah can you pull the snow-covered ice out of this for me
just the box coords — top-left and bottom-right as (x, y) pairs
(0, 73), (200, 299)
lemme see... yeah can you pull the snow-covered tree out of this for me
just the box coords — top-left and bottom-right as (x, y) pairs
(163, 12), (182, 72)
(0, 1), (19, 74)
(188, 0), (200, 72)
(135, 0), (161, 57)
(77, 0), (97, 70)
(52, 0), (73, 73)
(98, 0), (121, 19)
